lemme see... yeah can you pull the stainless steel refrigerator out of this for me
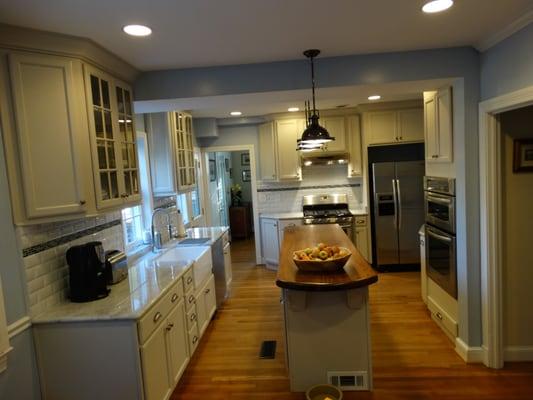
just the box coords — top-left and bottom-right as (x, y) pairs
(372, 161), (425, 268)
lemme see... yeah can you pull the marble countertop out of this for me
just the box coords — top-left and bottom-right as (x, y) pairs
(32, 248), (194, 324)
(260, 209), (367, 220)
(182, 226), (229, 245)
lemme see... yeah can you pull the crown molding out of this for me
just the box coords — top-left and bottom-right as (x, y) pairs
(477, 10), (533, 52)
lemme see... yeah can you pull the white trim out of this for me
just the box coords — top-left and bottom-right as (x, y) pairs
(7, 316), (32, 339)
(476, 10), (533, 52)
(479, 84), (533, 368)
(200, 144), (262, 265)
(455, 337), (486, 364)
(504, 346), (533, 362)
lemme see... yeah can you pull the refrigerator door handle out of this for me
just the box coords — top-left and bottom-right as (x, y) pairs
(391, 179), (398, 230)
(396, 179), (402, 230)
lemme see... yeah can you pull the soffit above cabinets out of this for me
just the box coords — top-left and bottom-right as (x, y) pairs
(0, 0), (531, 70)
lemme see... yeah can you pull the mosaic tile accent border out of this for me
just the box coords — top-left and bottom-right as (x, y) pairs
(257, 183), (361, 193)
(22, 219), (122, 257)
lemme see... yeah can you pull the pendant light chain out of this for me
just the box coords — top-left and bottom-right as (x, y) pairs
(310, 55), (316, 114)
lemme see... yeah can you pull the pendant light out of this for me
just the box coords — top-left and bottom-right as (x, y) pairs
(296, 49), (335, 151)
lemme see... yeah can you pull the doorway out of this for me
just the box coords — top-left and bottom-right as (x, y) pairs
(479, 85), (533, 368)
(201, 145), (261, 265)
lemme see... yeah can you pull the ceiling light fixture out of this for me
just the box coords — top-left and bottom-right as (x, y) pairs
(122, 24), (152, 37)
(230, 111), (242, 116)
(422, 0), (454, 13)
(368, 95), (381, 101)
(297, 49), (335, 151)
(288, 107), (300, 112)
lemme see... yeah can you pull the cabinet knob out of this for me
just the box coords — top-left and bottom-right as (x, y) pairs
(187, 276), (193, 285)
(400, 136), (403, 140)
(188, 295), (195, 304)
(192, 336), (198, 344)
(166, 322), (174, 331)
(171, 293), (179, 303)
(79, 200), (86, 205)
(205, 288), (210, 294)
(190, 313), (197, 322)
(153, 312), (163, 323)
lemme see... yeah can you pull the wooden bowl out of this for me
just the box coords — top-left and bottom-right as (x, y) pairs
(293, 247), (351, 272)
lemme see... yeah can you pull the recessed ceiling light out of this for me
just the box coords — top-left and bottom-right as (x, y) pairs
(123, 24), (152, 37)
(422, 0), (454, 13)
(288, 107), (300, 112)
(368, 95), (381, 101)
(230, 111), (242, 116)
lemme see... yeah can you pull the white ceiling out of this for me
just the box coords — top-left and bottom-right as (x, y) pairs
(134, 79), (453, 118)
(0, 0), (532, 70)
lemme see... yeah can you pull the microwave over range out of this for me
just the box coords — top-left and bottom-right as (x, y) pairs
(424, 176), (457, 299)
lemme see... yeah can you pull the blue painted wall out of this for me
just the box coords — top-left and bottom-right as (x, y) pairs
(481, 22), (533, 100)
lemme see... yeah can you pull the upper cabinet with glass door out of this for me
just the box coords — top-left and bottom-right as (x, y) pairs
(85, 66), (141, 209)
(174, 112), (196, 191)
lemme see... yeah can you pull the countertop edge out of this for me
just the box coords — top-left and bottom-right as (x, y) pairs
(275, 275), (378, 291)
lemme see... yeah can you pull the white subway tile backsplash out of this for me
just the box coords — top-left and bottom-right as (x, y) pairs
(19, 211), (125, 317)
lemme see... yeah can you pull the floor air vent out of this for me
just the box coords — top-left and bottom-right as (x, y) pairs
(327, 371), (368, 391)
(259, 340), (276, 359)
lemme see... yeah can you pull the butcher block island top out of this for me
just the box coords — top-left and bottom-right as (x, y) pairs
(276, 224), (378, 291)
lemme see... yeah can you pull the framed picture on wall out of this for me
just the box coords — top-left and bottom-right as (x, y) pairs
(513, 139), (533, 172)
(241, 153), (250, 166)
(209, 159), (217, 181)
(242, 169), (251, 182)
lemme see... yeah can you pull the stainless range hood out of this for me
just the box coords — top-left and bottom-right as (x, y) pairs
(301, 153), (350, 167)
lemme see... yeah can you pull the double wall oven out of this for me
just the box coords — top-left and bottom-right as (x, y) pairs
(424, 176), (457, 299)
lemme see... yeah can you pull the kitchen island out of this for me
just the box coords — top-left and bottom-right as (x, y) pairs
(276, 224), (378, 392)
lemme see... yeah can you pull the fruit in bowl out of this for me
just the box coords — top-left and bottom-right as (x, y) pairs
(293, 243), (351, 272)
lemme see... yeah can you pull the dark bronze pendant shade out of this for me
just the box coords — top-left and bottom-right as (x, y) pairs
(296, 49), (335, 151)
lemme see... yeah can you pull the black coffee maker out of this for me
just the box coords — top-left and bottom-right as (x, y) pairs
(66, 241), (110, 302)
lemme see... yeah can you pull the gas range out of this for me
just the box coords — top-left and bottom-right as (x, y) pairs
(302, 194), (353, 227)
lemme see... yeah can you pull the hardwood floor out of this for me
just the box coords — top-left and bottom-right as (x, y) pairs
(171, 238), (533, 399)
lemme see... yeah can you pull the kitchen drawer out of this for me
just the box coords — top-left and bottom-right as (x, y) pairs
(354, 216), (367, 227)
(138, 281), (182, 344)
(184, 291), (196, 312)
(427, 296), (458, 340)
(187, 323), (200, 355)
(182, 268), (195, 294)
(186, 304), (198, 331)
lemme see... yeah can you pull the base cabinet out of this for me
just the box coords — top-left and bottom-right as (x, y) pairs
(354, 216), (370, 263)
(260, 217), (280, 266)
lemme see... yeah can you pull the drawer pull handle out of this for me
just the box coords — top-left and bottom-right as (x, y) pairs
(436, 312), (443, 320)
(205, 288), (210, 294)
(190, 313), (196, 322)
(188, 295), (195, 304)
(166, 323), (174, 331)
(186, 277), (193, 285)
(153, 312), (163, 323)
(171, 293), (179, 303)
(79, 200), (86, 205)
(192, 336), (198, 344)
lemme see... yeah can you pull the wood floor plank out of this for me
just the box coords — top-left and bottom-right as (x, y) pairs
(171, 237), (533, 399)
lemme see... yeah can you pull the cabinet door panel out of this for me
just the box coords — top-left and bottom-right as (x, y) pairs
(366, 111), (396, 145)
(204, 274), (217, 322)
(424, 93), (438, 162)
(223, 242), (232, 287)
(277, 219), (303, 244)
(140, 326), (171, 400)
(275, 119), (302, 180)
(258, 122), (277, 180)
(195, 289), (208, 336)
(347, 115), (362, 177)
(436, 87), (453, 163)
(9, 53), (85, 218)
(261, 218), (280, 266)
(166, 303), (190, 386)
(322, 116), (346, 152)
(397, 109), (424, 142)
(146, 112), (177, 195)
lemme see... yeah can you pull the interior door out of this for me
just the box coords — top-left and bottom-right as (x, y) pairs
(372, 162), (399, 266)
(395, 161), (425, 265)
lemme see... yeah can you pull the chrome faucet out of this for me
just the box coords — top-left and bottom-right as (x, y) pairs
(150, 208), (173, 252)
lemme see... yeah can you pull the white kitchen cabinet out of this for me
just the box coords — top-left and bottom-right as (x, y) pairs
(84, 65), (141, 209)
(194, 274), (216, 337)
(354, 216), (370, 262)
(275, 119), (303, 181)
(261, 217), (280, 266)
(145, 111), (196, 194)
(347, 115), (363, 178)
(258, 121), (278, 181)
(195, 288), (207, 337)
(278, 218), (303, 244)
(140, 319), (173, 400)
(364, 108), (424, 146)
(8, 53), (87, 219)
(424, 87), (453, 163)
(320, 116), (346, 153)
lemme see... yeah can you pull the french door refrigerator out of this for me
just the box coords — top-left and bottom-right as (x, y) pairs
(372, 161), (425, 268)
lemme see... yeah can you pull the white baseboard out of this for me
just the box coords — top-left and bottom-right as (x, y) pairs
(504, 346), (533, 362)
(455, 338), (485, 363)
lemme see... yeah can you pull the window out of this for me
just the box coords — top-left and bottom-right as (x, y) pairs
(177, 193), (190, 225)
(122, 205), (143, 248)
(191, 188), (200, 218)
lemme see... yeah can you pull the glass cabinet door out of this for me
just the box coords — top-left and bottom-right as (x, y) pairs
(89, 73), (122, 206)
(116, 84), (140, 201)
